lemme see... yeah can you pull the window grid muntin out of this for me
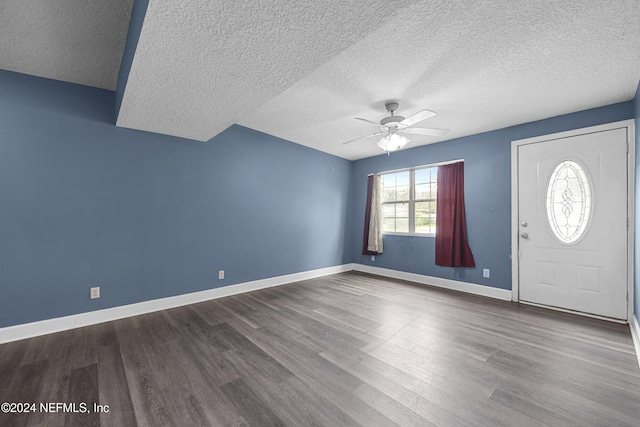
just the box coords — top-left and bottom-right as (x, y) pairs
(414, 167), (437, 234)
(381, 165), (438, 235)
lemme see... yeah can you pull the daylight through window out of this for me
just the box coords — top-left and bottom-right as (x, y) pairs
(381, 166), (438, 235)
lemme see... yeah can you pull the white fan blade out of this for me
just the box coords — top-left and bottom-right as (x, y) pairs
(342, 131), (386, 145)
(401, 127), (449, 137)
(400, 109), (436, 127)
(355, 117), (381, 126)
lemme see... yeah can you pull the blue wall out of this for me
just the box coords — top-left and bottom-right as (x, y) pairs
(1, 65), (637, 329)
(352, 101), (635, 290)
(0, 70), (352, 328)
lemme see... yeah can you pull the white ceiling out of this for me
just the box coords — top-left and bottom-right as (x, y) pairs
(1, 0), (639, 160)
(0, 0), (133, 90)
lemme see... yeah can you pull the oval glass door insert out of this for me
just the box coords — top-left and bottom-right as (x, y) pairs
(545, 160), (593, 244)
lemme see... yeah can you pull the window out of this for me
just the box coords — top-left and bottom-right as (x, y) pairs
(381, 166), (438, 235)
(545, 159), (593, 244)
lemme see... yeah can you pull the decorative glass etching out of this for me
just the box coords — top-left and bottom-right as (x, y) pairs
(545, 160), (592, 244)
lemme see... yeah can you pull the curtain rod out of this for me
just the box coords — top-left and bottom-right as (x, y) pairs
(368, 158), (464, 176)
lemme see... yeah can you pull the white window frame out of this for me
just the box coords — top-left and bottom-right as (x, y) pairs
(379, 159), (463, 237)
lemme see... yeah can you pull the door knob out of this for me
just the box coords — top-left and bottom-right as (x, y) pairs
(520, 232), (529, 239)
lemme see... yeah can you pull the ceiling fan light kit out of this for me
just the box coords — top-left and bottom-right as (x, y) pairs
(343, 102), (449, 153)
(376, 131), (408, 152)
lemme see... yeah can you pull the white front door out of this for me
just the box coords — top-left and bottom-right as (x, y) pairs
(516, 126), (629, 320)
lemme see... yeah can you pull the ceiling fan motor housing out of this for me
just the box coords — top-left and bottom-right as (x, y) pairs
(380, 102), (404, 127)
(380, 115), (405, 127)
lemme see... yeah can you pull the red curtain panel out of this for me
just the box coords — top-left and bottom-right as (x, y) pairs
(435, 162), (475, 267)
(362, 175), (378, 256)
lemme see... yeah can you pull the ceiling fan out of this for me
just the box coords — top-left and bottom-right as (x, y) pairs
(343, 102), (449, 152)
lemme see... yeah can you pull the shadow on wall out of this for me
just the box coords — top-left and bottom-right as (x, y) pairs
(0, 69), (116, 125)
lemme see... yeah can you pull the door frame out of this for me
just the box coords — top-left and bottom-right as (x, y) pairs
(511, 119), (635, 322)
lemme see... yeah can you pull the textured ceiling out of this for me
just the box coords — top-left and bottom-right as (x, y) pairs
(239, 0), (640, 159)
(0, 0), (133, 90)
(116, 0), (418, 141)
(1, 1), (639, 160)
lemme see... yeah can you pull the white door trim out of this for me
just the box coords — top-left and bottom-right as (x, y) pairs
(511, 119), (635, 322)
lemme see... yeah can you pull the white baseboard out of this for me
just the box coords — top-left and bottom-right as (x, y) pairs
(630, 314), (640, 370)
(0, 264), (352, 344)
(353, 264), (513, 301)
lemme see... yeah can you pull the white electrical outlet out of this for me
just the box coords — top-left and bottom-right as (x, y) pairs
(483, 269), (490, 278)
(90, 287), (100, 299)
(218, 270), (224, 280)
(371, 255), (375, 261)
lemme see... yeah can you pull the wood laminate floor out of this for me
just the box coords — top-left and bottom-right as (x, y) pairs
(1, 271), (639, 426)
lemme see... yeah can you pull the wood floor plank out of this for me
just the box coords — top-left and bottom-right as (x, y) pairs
(216, 323), (295, 384)
(67, 328), (97, 371)
(64, 363), (99, 427)
(353, 382), (438, 427)
(1, 271), (639, 426)
(222, 296), (270, 330)
(19, 335), (50, 366)
(274, 304), (370, 351)
(0, 360), (47, 427)
(94, 323), (137, 427)
(220, 378), (284, 427)
(116, 322), (180, 426)
(27, 330), (75, 427)
(0, 338), (29, 367)
(173, 323), (240, 387)
(218, 344), (352, 427)
(277, 376), (360, 427)
(158, 328), (247, 426)
(488, 387), (575, 427)
(249, 325), (364, 393)
(320, 346), (476, 427)
(485, 349), (640, 426)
